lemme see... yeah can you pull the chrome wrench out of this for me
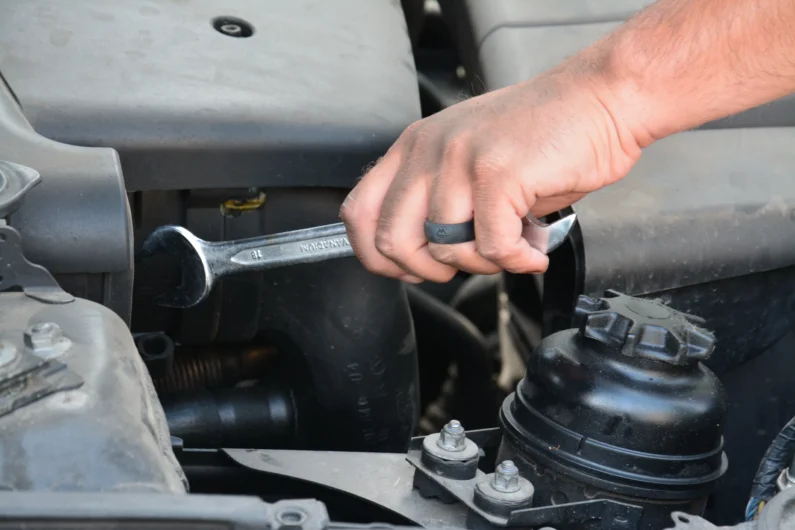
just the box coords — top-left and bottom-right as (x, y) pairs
(139, 214), (577, 308)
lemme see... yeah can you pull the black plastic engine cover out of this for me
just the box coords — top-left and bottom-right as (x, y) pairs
(0, 0), (421, 191)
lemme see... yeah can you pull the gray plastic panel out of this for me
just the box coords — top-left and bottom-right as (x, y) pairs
(0, 73), (133, 320)
(479, 22), (621, 90)
(445, 0), (795, 127)
(574, 126), (795, 296)
(0, 78), (131, 275)
(447, 0), (653, 43)
(0, 0), (421, 191)
(0, 293), (185, 492)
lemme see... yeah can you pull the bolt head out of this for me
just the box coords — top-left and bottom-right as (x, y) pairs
(492, 460), (520, 493)
(24, 322), (70, 359)
(437, 420), (466, 451)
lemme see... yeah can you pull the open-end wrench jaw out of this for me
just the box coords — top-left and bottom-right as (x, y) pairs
(139, 225), (213, 309)
(524, 213), (577, 254)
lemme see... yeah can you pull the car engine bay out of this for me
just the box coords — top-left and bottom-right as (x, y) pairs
(0, 1), (793, 529)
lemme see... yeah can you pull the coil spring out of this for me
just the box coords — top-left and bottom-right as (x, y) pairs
(154, 345), (276, 394)
(155, 353), (225, 394)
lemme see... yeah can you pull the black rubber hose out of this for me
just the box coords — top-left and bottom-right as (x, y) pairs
(406, 285), (498, 429)
(162, 384), (296, 449)
(449, 274), (500, 333)
(750, 415), (795, 501)
(255, 189), (420, 453)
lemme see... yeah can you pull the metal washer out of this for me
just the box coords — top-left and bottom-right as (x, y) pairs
(422, 432), (479, 461)
(473, 472), (535, 517)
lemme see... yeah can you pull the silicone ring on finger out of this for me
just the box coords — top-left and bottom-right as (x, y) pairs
(424, 220), (476, 245)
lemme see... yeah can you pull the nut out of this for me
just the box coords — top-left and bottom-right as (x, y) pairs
(24, 322), (71, 359)
(437, 419), (466, 451)
(492, 460), (520, 493)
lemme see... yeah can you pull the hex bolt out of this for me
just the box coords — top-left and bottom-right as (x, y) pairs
(492, 460), (521, 493)
(24, 322), (71, 359)
(437, 419), (466, 452)
(32, 322), (54, 334)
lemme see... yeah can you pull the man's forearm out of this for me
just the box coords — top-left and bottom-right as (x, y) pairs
(585, 0), (795, 146)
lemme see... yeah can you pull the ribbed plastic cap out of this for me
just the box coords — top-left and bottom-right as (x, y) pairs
(574, 290), (716, 365)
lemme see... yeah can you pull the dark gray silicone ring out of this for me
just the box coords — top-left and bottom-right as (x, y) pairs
(424, 220), (475, 245)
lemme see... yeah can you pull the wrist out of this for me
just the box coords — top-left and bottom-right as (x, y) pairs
(589, 30), (681, 147)
(545, 49), (647, 170)
(569, 36), (667, 150)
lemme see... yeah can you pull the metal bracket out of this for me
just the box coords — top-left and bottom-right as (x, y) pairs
(0, 224), (73, 304)
(0, 344), (83, 419)
(0, 491), (330, 529)
(406, 430), (643, 529)
(0, 160), (40, 218)
(0, 160), (73, 304)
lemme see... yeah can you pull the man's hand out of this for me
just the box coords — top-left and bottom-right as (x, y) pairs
(340, 67), (641, 283)
(341, 0), (795, 283)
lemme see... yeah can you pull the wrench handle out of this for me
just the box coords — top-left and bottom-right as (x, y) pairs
(209, 223), (354, 275)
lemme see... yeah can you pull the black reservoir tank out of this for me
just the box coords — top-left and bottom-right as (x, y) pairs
(498, 290), (728, 530)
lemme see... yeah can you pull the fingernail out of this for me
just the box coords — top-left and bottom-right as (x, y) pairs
(400, 274), (424, 284)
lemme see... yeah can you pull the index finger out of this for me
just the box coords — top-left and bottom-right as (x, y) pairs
(340, 150), (422, 281)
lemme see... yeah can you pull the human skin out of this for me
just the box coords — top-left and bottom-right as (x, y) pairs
(340, 0), (795, 283)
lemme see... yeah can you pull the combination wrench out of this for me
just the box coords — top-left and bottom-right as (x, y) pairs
(139, 214), (577, 308)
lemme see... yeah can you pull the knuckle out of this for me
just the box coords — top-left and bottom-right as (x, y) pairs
(339, 202), (362, 226)
(339, 204), (353, 223)
(403, 120), (423, 136)
(406, 126), (441, 162)
(412, 122), (440, 145)
(374, 230), (399, 259)
(440, 135), (471, 167)
(472, 148), (512, 183)
(477, 242), (515, 263)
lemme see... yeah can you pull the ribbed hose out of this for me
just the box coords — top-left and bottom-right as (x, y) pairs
(747, 415), (795, 519)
